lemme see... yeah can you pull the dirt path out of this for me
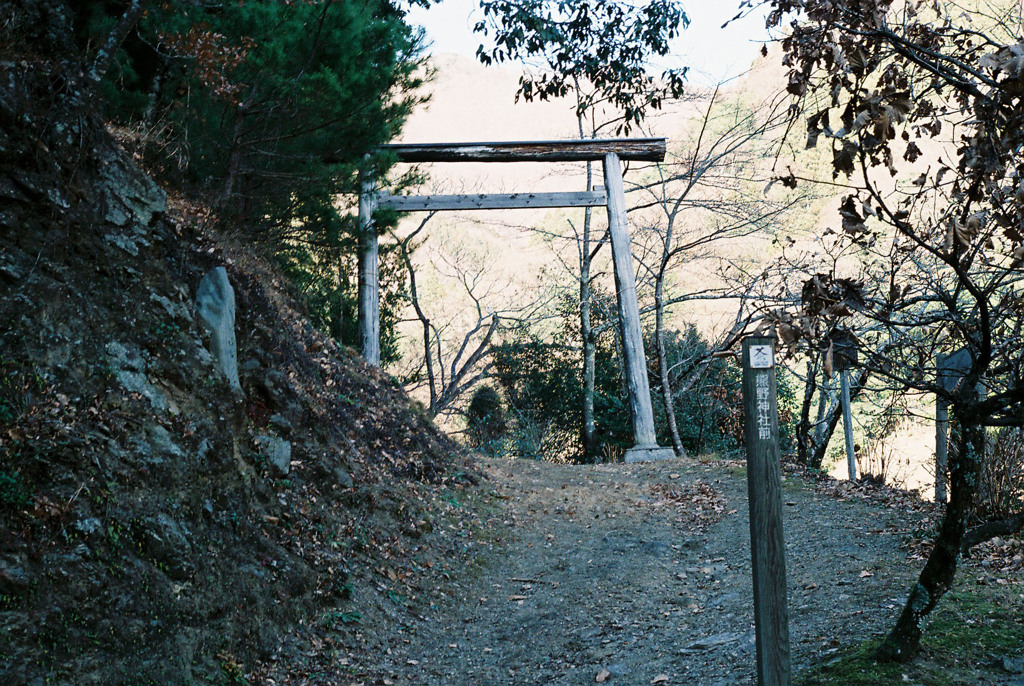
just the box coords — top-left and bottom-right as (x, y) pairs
(356, 456), (921, 685)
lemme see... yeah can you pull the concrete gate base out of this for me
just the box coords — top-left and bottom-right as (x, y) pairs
(624, 446), (677, 463)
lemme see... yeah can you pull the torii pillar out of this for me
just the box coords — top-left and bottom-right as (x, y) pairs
(358, 138), (675, 462)
(603, 152), (671, 461)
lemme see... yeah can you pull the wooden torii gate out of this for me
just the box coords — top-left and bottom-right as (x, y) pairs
(357, 138), (674, 463)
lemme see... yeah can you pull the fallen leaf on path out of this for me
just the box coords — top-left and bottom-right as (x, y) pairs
(859, 570), (873, 578)
(596, 668), (611, 682)
(651, 676), (669, 684)
(649, 481), (726, 530)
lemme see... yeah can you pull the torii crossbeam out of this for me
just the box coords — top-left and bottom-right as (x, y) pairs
(357, 138), (674, 463)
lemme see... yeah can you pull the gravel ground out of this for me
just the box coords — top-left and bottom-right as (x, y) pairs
(363, 456), (921, 685)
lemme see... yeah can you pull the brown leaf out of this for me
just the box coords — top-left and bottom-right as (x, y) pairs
(979, 42), (1024, 78)
(823, 303), (854, 317)
(823, 341), (835, 380)
(839, 196), (868, 236)
(833, 140), (857, 177)
(903, 141), (922, 163)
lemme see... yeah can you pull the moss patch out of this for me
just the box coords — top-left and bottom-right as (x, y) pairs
(797, 574), (1024, 685)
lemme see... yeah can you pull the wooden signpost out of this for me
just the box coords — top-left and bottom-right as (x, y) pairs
(831, 330), (858, 481)
(839, 372), (857, 481)
(742, 336), (792, 686)
(935, 348), (972, 504)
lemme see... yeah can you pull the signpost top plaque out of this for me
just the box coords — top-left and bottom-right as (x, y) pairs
(750, 344), (774, 369)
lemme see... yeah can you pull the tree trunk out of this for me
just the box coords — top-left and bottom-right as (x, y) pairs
(142, 67), (165, 129)
(655, 270), (685, 456)
(814, 374), (834, 447)
(962, 512), (1024, 551)
(88, 0), (149, 85)
(876, 412), (985, 662)
(580, 161), (598, 461)
(394, 226), (437, 410)
(809, 396), (842, 471)
(796, 355), (820, 466)
(221, 107), (247, 212)
(332, 252), (346, 342)
(807, 368), (865, 470)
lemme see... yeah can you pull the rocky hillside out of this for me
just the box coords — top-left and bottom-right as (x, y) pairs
(0, 4), (476, 684)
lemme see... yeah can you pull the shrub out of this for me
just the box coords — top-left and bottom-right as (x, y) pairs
(465, 386), (506, 455)
(975, 427), (1024, 520)
(0, 470), (30, 510)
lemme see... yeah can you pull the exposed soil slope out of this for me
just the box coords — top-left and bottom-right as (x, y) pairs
(0, 5), (472, 683)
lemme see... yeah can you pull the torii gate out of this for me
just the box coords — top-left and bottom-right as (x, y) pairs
(357, 138), (674, 463)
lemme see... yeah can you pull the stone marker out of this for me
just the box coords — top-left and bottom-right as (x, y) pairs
(195, 267), (241, 393)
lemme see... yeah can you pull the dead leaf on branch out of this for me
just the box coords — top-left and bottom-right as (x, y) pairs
(763, 171), (798, 195)
(839, 195), (869, 237)
(946, 213), (985, 253)
(979, 42), (1024, 79)
(833, 140), (857, 177)
(848, 45), (869, 76)
(761, 309), (812, 352)
(1011, 244), (1024, 266)
(848, 92), (911, 143)
(904, 140), (922, 163)
(807, 109), (829, 149)
(801, 273), (865, 317)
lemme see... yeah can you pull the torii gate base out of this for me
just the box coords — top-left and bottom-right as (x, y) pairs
(625, 446), (676, 463)
(359, 139), (678, 462)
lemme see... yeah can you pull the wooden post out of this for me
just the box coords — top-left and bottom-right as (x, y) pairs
(741, 337), (792, 686)
(603, 153), (672, 462)
(935, 394), (949, 504)
(357, 175), (380, 366)
(840, 368), (857, 481)
(936, 348), (971, 503)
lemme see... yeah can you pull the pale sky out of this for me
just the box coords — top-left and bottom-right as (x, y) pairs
(406, 0), (774, 88)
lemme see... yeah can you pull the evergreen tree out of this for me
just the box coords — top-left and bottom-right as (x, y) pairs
(80, 0), (428, 357)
